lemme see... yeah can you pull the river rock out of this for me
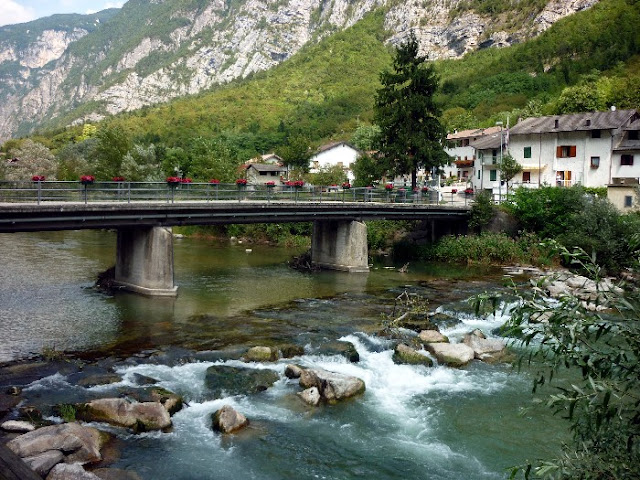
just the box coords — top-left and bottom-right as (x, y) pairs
(1, 420), (36, 432)
(418, 330), (449, 343)
(392, 344), (433, 367)
(316, 341), (359, 363)
(76, 398), (171, 432)
(131, 373), (159, 385)
(92, 468), (143, 480)
(46, 463), (102, 480)
(211, 405), (249, 434)
(462, 332), (506, 360)
(298, 387), (321, 406)
(6, 386), (22, 395)
(299, 368), (365, 403)
(150, 387), (184, 416)
(284, 364), (304, 379)
(23, 450), (64, 476)
(243, 346), (279, 362)
(278, 344), (305, 358)
(76, 374), (122, 387)
(0, 393), (21, 415)
(204, 365), (279, 398)
(7, 423), (108, 465)
(424, 343), (475, 367)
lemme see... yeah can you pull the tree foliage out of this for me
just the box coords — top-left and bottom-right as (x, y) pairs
(500, 152), (523, 197)
(374, 33), (448, 188)
(4, 140), (57, 180)
(93, 125), (132, 180)
(488, 245), (640, 479)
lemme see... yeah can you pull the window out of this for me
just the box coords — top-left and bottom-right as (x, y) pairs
(556, 145), (577, 158)
(590, 156), (600, 168)
(492, 149), (497, 163)
(621, 155), (634, 166)
(477, 170), (481, 180)
(625, 196), (633, 208)
(629, 130), (639, 140)
(522, 171), (531, 183)
(591, 129), (601, 139)
(556, 171), (572, 187)
(524, 147), (532, 159)
(490, 170), (497, 182)
(462, 139), (470, 147)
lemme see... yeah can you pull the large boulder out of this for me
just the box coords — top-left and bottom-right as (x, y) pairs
(278, 344), (305, 358)
(46, 463), (102, 480)
(299, 368), (365, 403)
(243, 346), (279, 362)
(204, 365), (279, 398)
(284, 364), (304, 379)
(392, 344), (433, 367)
(418, 330), (449, 344)
(424, 343), (475, 367)
(462, 331), (506, 361)
(23, 450), (64, 476)
(76, 398), (171, 432)
(211, 405), (249, 434)
(7, 423), (109, 465)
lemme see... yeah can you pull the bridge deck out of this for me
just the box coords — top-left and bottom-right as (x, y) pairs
(0, 200), (469, 233)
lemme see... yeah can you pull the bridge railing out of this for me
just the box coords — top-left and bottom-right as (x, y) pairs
(0, 181), (475, 206)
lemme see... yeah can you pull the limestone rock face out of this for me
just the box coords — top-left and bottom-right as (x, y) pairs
(211, 405), (249, 433)
(424, 342), (475, 367)
(392, 344), (433, 367)
(299, 368), (365, 403)
(0, 0), (597, 141)
(77, 398), (171, 432)
(7, 423), (108, 465)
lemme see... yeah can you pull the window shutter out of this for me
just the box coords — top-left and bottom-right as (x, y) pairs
(556, 146), (563, 157)
(569, 146), (577, 157)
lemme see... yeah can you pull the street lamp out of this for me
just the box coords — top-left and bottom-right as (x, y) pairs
(496, 121), (503, 203)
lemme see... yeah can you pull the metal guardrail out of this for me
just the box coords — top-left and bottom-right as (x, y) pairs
(0, 181), (476, 206)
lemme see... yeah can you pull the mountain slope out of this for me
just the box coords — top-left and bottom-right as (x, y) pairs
(0, 0), (597, 141)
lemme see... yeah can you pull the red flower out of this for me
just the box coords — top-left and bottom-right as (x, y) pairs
(166, 176), (181, 184)
(421, 186), (429, 192)
(31, 175), (45, 182)
(80, 175), (95, 184)
(385, 183), (394, 191)
(209, 179), (220, 184)
(112, 176), (125, 182)
(342, 182), (351, 189)
(181, 178), (192, 183)
(451, 189), (458, 194)
(236, 178), (248, 185)
(265, 181), (275, 186)
(293, 180), (304, 188)
(464, 188), (474, 195)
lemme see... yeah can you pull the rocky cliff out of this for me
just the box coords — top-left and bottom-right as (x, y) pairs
(0, 0), (598, 141)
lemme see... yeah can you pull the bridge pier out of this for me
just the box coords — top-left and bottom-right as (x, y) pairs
(115, 226), (178, 296)
(311, 220), (369, 273)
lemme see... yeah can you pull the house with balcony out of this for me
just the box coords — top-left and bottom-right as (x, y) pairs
(608, 116), (640, 210)
(245, 163), (288, 185)
(445, 127), (501, 181)
(469, 130), (509, 199)
(507, 109), (639, 189)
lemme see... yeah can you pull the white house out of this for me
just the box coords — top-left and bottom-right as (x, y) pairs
(469, 130), (509, 197)
(608, 115), (640, 210)
(507, 109), (639, 189)
(445, 126), (501, 182)
(309, 142), (361, 181)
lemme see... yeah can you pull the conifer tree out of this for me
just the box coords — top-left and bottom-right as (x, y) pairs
(374, 33), (448, 189)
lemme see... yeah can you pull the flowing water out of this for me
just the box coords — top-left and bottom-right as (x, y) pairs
(0, 231), (569, 479)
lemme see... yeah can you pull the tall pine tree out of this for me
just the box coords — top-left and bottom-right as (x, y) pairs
(374, 33), (448, 188)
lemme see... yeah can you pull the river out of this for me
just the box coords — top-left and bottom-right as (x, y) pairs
(0, 230), (569, 479)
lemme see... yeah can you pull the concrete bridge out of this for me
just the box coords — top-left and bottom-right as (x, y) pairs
(0, 198), (470, 296)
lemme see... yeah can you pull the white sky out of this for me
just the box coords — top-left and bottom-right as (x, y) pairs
(0, 0), (124, 27)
